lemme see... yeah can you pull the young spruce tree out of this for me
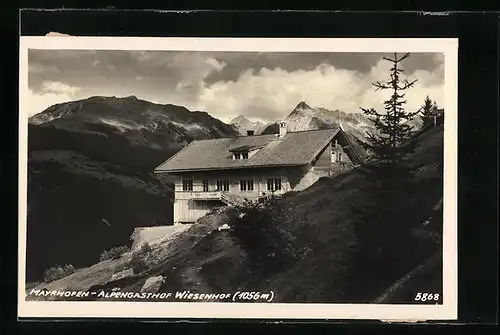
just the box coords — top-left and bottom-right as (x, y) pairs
(360, 52), (421, 169)
(420, 95), (438, 128)
(349, 53), (424, 280)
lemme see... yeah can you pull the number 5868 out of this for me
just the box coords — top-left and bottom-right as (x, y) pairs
(415, 293), (440, 302)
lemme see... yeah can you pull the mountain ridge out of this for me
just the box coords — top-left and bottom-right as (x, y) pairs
(29, 95), (240, 171)
(259, 102), (376, 159)
(229, 115), (266, 135)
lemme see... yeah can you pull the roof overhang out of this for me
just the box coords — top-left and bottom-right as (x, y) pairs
(154, 163), (307, 174)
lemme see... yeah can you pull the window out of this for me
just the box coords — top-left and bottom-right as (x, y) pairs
(202, 180), (209, 192)
(331, 139), (338, 148)
(240, 180), (254, 191)
(267, 177), (282, 191)
(217, 180), (230, 192)
(338, 152), (343, 162)
(182, 179), (193, 191)
(275, 177), (282, 191)
(233, 152), (249, 160)
(331, 152), (336, 163)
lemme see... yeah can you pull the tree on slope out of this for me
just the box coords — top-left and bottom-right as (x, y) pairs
(420, 95), (438, 128)
(360, 52), (421, 169)
(351, 53), (426, 282)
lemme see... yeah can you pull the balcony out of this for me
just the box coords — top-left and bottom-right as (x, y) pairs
(175, 191), (257, 206)
(175, 191), (223, 201)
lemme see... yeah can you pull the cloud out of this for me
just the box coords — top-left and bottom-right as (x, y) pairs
(196, 56), (444, 123)
(27, 50), (443, 124)
(26, 81), (80, 117)
(358, 56), (444, 114)
(160, 53), (227, 107)
(40, 81), (80, 95)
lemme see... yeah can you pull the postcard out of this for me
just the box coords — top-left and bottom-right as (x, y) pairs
(18, 36), (458, 320)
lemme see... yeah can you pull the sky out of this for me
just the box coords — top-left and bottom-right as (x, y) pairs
(28, 50), (444, 124)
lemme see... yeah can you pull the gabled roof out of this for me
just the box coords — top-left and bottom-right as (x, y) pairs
(154, 128), (343, 173)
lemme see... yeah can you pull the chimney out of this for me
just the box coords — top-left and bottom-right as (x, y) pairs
(247, 130), (255, 136)
(278, 121), (287, 137)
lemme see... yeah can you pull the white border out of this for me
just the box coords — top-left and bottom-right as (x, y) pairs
(18, 37), (458, 320)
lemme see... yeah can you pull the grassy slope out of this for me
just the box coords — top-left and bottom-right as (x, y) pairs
(26, 149), (174, 282)
(156, 124), (443, 303)
(29, 125), (444, 303)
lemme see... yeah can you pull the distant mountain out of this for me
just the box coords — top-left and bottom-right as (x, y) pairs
(262, 101), (373, 140)
(26, 96), (239, 282)
(261, 101), (376, 158)
(229, 115), (266, 136)
(29, 96), (239, 171)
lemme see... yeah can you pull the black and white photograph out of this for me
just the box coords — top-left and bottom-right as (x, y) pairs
(18, 37), (458, 320)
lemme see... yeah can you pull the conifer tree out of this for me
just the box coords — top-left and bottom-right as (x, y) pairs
(360, 53), (421, 168)
(420, 95), (438, 128)
(351, 53), (424, 273)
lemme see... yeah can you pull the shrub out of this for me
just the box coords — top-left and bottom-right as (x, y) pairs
(99, 245), (130, 262)
(43, 264), (75, 283)
(130, 243), (152, 275)
(206, 206), (226, 216)
(130, 254), (149, 275)
(230, 194), (311, 276)
(139, 242), (152, 254)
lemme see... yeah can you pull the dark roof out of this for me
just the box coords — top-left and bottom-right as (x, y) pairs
(154, 128), (342, 173)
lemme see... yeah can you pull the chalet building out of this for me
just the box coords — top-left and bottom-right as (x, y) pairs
(154, 121), (363, 224)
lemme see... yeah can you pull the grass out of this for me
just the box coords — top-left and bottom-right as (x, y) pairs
(100, 245), (130, 262)
(26, 257), (127, 301)
(43, 264), (76, 283)
(130, 243), (152, 274)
